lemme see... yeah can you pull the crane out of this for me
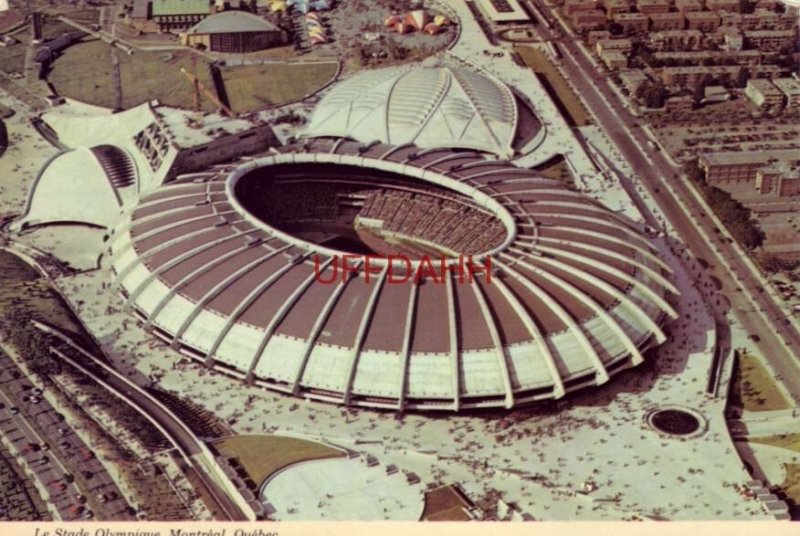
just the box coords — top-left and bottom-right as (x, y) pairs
(180, 66), (234, 118)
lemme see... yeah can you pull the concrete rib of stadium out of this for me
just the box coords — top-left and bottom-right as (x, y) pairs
(109, 137), (678, 412)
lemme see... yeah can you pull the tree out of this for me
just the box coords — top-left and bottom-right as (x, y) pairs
(736, 67), (750, 89)
(693, 73), (713, 106)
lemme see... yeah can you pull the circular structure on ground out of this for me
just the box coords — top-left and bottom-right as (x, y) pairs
(302, 65), (527, 159)
(110, 138), (677, 411)
(182, 11), (288, 53)
(647, 407), (706, 437)
(497, 28), (539, 43)
(260, 457), (424, 521)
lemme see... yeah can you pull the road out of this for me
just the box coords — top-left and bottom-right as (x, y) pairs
(37, 323), (252, 521)
(526, 4), (800, 401)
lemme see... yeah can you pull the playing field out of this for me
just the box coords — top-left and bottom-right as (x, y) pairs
(221, 61), (338, 113)
(212, 434), (344, 487)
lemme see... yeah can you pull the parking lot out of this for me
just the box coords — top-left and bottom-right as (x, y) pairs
(0, 350), (134, 520)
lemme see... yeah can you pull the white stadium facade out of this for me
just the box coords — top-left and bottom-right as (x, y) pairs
(15, 63), (679, 412)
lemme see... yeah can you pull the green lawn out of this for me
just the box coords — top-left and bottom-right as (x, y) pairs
(728, 352), (790, 413)
(221, 61), (338, 113)
(0, 39), (27, 74)
(422, 485), (472, 521)
(49, 39), (217, 111)
(212, 435), (344, 487)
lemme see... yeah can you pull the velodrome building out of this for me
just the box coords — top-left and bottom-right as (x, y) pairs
(17, 65), (678, 412)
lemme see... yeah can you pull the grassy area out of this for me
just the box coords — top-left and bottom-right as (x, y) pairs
(0, 41), (27, 74)
(422, 485), (472, 521)
(221, 61), (338, 113)
(531, 154), (575, 186)
(212, 435), (344, 488)
(728, 352), (791, 413)
(777, 464), (800, 507)
(48, 39), (217, 111)
(49, 38), (338, 113)
(514, 46), (593, 127)
(750, 434), (800, 454)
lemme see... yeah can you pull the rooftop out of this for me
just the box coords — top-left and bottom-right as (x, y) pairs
(152, 0), (210, 17)
(772, 77), (800, 96)
(700, 149), (800, 166)
(185, 10), (281, 34)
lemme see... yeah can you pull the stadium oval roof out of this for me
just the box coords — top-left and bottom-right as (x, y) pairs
(185, 10), (281, 34)
(111, 139), (678, 412)
(302, 65), (519, 159)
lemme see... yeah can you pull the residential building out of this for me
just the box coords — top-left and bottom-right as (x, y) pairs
(719, 12), (742, 28)
(599, 0), (633, 15)
(649, 12), (686, 30)
(772, 78), (800, 108)
(596, 37), (633, 55)
(706, 0), (741, 12)
(661, 64), (740, 85)
(721, 28), (744, 50)
(613, 12), (650, 33)
(565, 0), (599, 15)
(619, 69), (649, 93)
(572, 9), (608, 31)
(744, 29), (797, 52)
(745, 78), (785, 107)
(636, 0), (672, 13)
(684, 11), (721, 31)
(653, 49), (763, 64)
(754, 0), (781, 9)
(600, 50), (629, 68)
(586, 30), (612, 44)
(675, 0), (702, 11)
(649, 29), (704, 50)
(703, 85), (731, 103)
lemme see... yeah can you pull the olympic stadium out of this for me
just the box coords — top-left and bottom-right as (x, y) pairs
(109, 136), (678, 412)
(15, 63), (678, 412)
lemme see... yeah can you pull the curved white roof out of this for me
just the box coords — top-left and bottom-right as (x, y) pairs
(302, 65), (519, 158)
(12, 148), (128, 231)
